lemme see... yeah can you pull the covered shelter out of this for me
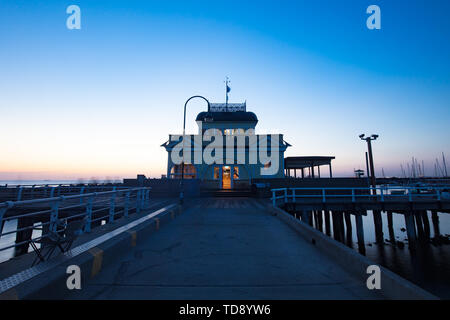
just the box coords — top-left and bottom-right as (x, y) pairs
(284, 156), (335, 178)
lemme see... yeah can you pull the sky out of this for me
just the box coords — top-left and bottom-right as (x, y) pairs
(0, 0), (449, 180)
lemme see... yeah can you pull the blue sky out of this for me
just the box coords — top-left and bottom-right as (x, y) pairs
(0, 0), (449, 179)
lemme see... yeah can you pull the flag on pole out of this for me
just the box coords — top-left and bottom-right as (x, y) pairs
(225, 77), (230, 110)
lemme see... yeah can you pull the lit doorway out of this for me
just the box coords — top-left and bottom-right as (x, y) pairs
(222, 166), (231, 189)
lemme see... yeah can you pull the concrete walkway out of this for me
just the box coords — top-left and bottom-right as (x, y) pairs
(68, 198), (382, 299)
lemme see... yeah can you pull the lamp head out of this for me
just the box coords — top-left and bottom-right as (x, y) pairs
(204, 111), (214, 122)
(371, 134), (379, 140)
(359, 134), (365, 139)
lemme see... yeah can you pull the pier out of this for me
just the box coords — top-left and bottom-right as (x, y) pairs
(0, 185), (152, 257)
(65, 198), (383, 300)
(271, 186), (450, 253)
(0, 185), (440, 300)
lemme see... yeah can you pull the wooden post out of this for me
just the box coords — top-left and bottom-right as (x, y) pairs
(331, 211), (340, 242)
(317, 210), (323, 232)
(313, 211), (318, 229)
(344, 212), (352, 247)
(324, 210), (331, 236)
(15, 216), (34, 255)
(301, 210), (309, 224)
(355, 213), (366, 254)
(404, 212), (417, 244)
(421, 210), (430, 239)
(308, 211), (313, 227)
(431, 210), (440, 238)
(338, 211), (346, 243)
(414, 211), (425, 240)
(387, 211), (395, 245)
(373, 210), (384, 243)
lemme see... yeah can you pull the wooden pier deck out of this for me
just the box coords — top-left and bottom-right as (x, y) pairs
(67, 198), (382, 300)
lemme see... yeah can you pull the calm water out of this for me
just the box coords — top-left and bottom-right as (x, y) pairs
(319, 210), (450, 298)
(0, 179), (121, 186)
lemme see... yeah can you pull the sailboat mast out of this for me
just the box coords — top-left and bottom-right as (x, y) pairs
(443, 152), (448, 177)
(422, 160), (425, 177)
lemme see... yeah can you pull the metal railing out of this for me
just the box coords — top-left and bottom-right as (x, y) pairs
(0, 184), (128, 202)
(0, 187), (151, 255)
(271, 186), (450, 207)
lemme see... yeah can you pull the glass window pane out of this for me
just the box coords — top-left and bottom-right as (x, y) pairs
(214, 167), (220, 179)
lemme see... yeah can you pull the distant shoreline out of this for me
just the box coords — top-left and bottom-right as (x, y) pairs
(0, 179), (122, 186)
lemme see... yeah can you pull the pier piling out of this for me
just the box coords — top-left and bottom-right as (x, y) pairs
(404, 213), (417, 245)
(331, 211), (341, 242)
(373, 210), (384, 243)
(301, 210), (310, 225)
(355, 213), (366, 254)
(414, 211), (425, 240)
(431, 210), (440, 238)
(312, 211), (317, 228)
(387, 211), (396, 245)
(338, 211), (346, 243)
(324, 210), (331, 236)
(344, 212), (352, 247)
(317, 210), (323, 232)
(15, 216), (33, 255)
(421, 210), (430, 240)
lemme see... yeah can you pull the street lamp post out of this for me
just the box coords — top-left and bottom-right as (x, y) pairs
(359, 134), (379, 191)
(359, 133), (383, 243)
(179, 96), (210, 204)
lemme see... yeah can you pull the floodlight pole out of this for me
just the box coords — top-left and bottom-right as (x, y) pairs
(360, 135), (378, 192)
(360, 134), (383, 243)
(365, 152), (370, 186)
(366, 138), (377, 190)
(180, 96), (210, 204)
